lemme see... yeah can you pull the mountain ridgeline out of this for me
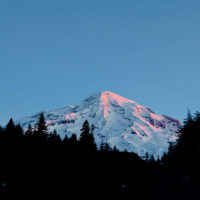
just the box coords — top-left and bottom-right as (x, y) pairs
(17, 91), (181, 158)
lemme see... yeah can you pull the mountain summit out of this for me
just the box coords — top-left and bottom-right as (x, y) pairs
(17, 91), (181, 158)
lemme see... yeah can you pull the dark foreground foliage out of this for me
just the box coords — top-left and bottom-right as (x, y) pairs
(0, 111), (200, 199)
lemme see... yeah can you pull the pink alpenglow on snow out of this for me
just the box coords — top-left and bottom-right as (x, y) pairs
(16, 91), (181, 158)
(100, 91), (136, 119)
(134, 122), (150, 137)
(65, 113), (75, 120)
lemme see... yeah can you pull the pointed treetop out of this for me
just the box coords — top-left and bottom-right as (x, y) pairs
(184, 109), (194, 126)
(80, 120), (90, 133)
(187, 109), (193, 121)
(6, 118), (15, 128)
(36, 113), (48, 133)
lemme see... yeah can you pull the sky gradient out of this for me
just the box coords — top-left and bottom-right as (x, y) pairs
(0, 0), (200, 125)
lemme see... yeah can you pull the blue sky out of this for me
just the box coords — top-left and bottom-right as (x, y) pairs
(0, 0), (200, 125)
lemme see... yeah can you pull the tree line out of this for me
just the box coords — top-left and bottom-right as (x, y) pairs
(0, 111), (200, 200)
(0, 113), (120, 153)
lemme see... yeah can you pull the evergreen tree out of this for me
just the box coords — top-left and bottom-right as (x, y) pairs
(25, 124), (33, 136)
(162, 142), (176, 164)
(89, 123), (97, 151)
(15, 124), (24, 140)
(183, 109), (193, 126)
(5, 118), (15, 136)
(80, 120), (90, 143)
(124, 149), (128, 153)
(100, 140), (111, 152)
(170, 111), (200, 165)
(35, 113), (48, 133)
(68, 133), (78, 146)
(113, 145), (119, 152)
(187, 109), (193, 121)
(0, 126), (3, 133)
(79, 120), (97, 151)
(194, 111), (200, 126)
(48, 130), (62, 145)
(0, 126), (6, 146)
(0, 126), (5, 136)
(24, 124), (33, 144)
(34, 113), (48, 142)
(100, 138), (106, 151)
(149, 155), (155, 163)
(5, 119), (23, 142)
(144, 152), (149, 161)
(63, 135), (69, 145)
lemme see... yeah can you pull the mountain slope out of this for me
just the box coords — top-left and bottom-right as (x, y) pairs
(17, 91), (181, 158)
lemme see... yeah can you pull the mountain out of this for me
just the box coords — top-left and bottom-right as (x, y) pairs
(17, 91), (181, 158)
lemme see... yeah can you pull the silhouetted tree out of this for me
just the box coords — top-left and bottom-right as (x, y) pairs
(25, 124), (33, 137)
(183, 109), (194, 127)
(80, 120), (90, 142)
(144, 152), (149, 161)
(4, 119), (23, 143)
(100, 140), (111, 152)
(0, 126), (6, 147)
(34, 113), (48, 143)
(48, 130), (62, 145)
(68, 133), (78, 146)
(15, 124), (24, 139)
(113, 145), (119, 152)
(149, 155), (155, 163)
(79, 120), (97, 151)
(187, 109), (193, 121)
(63, 135), (69, 145)
(0, 126), (3, 133)
(5, 118), (15, 137)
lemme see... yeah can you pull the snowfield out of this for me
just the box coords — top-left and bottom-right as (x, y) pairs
(16, 91), (181, 158)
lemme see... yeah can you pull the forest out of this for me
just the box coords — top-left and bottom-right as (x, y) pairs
(0, 111), (200, 200)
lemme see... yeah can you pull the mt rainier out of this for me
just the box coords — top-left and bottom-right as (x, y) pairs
(17, 91), (181, 158)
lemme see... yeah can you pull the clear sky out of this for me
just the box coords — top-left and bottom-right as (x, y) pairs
(0, 0), (200, 125)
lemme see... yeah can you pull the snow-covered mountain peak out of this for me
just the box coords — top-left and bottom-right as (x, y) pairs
(100, 91), (136, 106)
(100, 91), (136, 118)
(80, 91), (140, 118)
(16, 91), (181, 158)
